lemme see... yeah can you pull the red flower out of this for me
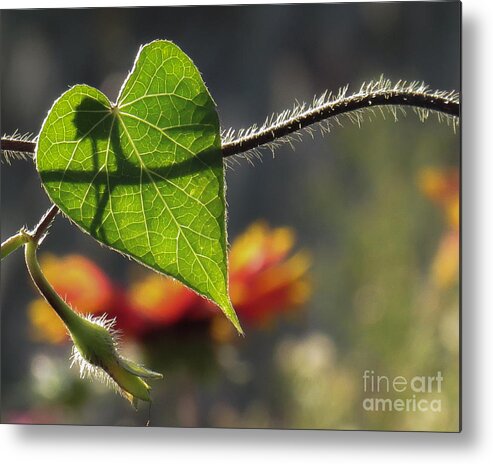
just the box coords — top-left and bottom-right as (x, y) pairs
(418, 166), (459, 232)
(228, 221), (311, 325)
(122, 275), (203, 336)
(29, 222), (312, 343)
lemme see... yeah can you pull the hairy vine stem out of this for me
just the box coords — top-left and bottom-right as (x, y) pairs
(24, 238), (80, 328)
(1, 139), (36, 155)
(221, 85), (459, 157)
(1, 81), (459, 160)
(0, 80), (459, 257)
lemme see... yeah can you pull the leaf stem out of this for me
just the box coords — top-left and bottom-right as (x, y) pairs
(31, 204), (60, 243)
(1, 205), (59, 261)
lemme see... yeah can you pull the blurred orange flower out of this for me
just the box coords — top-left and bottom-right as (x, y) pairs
(431, 230), (459, 288)
(209, 222), (312, 342)
(28, 222), (312, 344)
(228, 221), (311, 325)
(123, 274), (203, 336)
(418, 166), (459, 288)
(418, 166), (459, 232)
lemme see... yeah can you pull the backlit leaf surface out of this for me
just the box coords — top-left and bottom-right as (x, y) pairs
(36, 40), (242, 333)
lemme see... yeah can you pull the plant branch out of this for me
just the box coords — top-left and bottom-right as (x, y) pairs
(0, 139), (36, 154)
(221, 81), (459, 157)
(24, 238), (81, 327)
(1, 80), (459, 161)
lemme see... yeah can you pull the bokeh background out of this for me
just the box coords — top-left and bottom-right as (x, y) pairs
(1, 3), (460, 430)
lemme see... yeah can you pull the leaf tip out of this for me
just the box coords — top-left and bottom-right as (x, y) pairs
(222, 300), (244, 336)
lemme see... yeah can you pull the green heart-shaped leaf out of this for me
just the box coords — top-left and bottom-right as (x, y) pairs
(36, 40), (242, 333)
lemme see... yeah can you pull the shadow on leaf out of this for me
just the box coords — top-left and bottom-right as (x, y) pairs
(42, 97), (220, 241)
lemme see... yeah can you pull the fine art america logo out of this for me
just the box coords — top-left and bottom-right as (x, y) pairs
(362, 370), (444, 413)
